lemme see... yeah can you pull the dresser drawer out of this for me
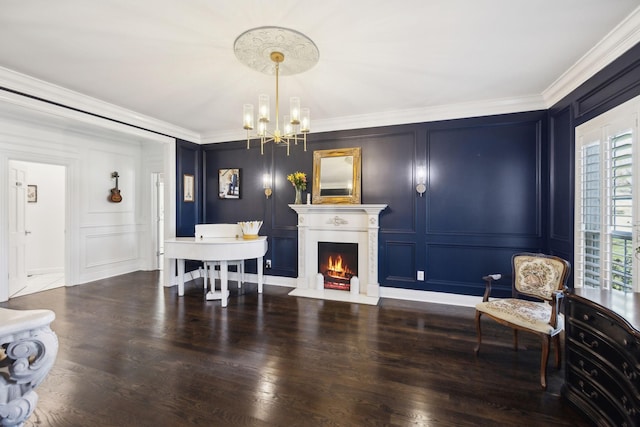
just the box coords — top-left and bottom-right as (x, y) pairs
(565, 292), (640, 427)
(569, 300), (640, 365)
(568, 321), (640, 395)
(568, 345), (640, 403)
(566, 368), (638, 427)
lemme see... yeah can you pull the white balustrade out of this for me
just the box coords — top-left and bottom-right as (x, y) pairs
(0, 308), (58, 427)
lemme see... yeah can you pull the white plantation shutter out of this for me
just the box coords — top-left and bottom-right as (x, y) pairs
(575, 98), (639, 292)
(578, 141), (601, 288)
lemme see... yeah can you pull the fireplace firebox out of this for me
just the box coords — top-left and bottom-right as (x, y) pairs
(318, 242), (358, 291)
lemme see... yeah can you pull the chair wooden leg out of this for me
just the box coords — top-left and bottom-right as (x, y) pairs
(474, 311), (482, 355)
(540, 335), (550, 389)
(553, 334), (561, 368)
(513, 329), (518, 351)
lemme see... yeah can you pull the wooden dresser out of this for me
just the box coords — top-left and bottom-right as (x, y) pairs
(564, 288), (640, 426)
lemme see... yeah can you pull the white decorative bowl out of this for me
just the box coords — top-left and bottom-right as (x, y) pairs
(238, 221), (263, 239)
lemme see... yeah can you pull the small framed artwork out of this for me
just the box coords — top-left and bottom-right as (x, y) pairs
(27, 185), (37, 203)
(218, 168), (241, 199)
(183, 174), (194, 202)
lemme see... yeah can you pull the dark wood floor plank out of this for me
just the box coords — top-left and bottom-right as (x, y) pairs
(1, 271), (589, 426)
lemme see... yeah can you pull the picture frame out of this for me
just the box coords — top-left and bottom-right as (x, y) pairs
(312, 147), (361, 204)
(27, 185), (37, 203)
(183, 174), (194, 202)
(218, 168), (241, 199)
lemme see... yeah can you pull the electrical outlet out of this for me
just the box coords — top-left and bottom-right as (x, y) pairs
(417, 270), (424, 281)
(266, 259), (272, 269)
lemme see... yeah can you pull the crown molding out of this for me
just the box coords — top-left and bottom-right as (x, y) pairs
(0, 66), (200, 143)
(543, 6), (640, 108)
(312, 95), (547, 134)
(201, 94), (546, 144)
(0, 89), (174, 144)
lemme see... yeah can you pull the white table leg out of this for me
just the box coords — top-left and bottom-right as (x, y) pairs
(177, 258), (185, 296)
(203, 262), (209, 292)
(257, 256), (264, 294)
(220, 260), (229, 307)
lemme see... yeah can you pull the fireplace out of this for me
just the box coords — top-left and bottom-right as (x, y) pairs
(318, 242), (358, 291)
(288, 204), (387, 305)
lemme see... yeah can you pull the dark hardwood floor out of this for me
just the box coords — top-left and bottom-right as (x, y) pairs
(1, 271), (589, 426)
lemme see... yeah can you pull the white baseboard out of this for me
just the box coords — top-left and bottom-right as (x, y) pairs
(165, 271), (480, 308)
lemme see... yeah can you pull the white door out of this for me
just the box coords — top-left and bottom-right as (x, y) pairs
(8, 165), (27, 296)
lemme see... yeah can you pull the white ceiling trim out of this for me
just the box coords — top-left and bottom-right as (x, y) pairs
(543, 5), (640, 108)
(0, 83), (174, 145)
(0, 66), (198, 143)
(202, 95), (547, 144)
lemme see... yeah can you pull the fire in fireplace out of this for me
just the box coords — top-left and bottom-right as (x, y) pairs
(318, 242), (358, 291)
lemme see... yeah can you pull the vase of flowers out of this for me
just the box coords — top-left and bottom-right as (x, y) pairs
(287, 171), (307, 204)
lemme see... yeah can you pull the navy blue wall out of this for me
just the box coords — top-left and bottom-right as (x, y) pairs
(176, 139), (202, 237)
(548, 42), (640, 287)
(195, 111), (546, 298)
(175, 41), (640, 297)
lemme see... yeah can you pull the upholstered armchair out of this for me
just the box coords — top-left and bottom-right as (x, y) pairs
(474, 253), (571, 389)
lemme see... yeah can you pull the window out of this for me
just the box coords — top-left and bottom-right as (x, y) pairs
(575, 97), (639, 292)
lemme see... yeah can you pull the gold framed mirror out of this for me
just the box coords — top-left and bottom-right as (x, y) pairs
(312, 147), (361, 204)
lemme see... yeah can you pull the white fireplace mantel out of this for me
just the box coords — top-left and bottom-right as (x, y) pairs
(289, 204), (387, 305)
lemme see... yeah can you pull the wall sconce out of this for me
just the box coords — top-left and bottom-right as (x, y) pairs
(263, 173), (272, 199)
(416, 166), (426, 196)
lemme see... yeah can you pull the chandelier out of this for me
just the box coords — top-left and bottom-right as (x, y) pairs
(234, 27), (319, 155)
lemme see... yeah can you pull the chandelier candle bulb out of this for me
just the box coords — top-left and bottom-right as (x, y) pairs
(301, 108), (310, 132)
(257, 122), (266, 137)
(243, 104), (254, 130)
(290, 97), (301, 124)
(258, 94), (270, 122)
(283, 115), (292, 135)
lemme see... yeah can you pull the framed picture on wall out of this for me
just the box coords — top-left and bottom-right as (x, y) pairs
(218, 168), (240, 199)
(27, 185), (37, 203)
(183, 174), (194, 202)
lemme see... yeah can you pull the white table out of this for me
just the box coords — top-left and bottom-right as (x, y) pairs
(164, 236), (268, 307)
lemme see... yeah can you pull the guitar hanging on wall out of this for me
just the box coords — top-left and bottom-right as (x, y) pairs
(109, 171), (122, 203)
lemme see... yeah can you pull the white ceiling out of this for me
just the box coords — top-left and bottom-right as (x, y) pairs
(1, 1), (639, 143)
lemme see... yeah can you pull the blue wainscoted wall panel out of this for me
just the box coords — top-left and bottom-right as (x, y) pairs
(427, 120), (542, 236)
(176, 139), (201, 237)
(548, 106), (573, 258)
(426, 244), (518, 297)
(420, 113), (546, 296)
(384, 240), (417, 284)
(202, 140), (266, 225)
(270, 236), (298, 277)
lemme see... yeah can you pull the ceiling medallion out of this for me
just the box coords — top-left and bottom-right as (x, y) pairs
(235, 27), (319, 155)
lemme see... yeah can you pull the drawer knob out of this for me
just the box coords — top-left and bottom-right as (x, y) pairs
(622, 396), (637, 416)
(579, 360), (598, 377)
(622, 362), (637, 380)
(579, 332), (599, 349)
(579, 380), (598, 399)
(582, 314), (592, 321)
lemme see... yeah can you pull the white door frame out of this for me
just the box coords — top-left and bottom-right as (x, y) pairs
(0, 151), (78, 302)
